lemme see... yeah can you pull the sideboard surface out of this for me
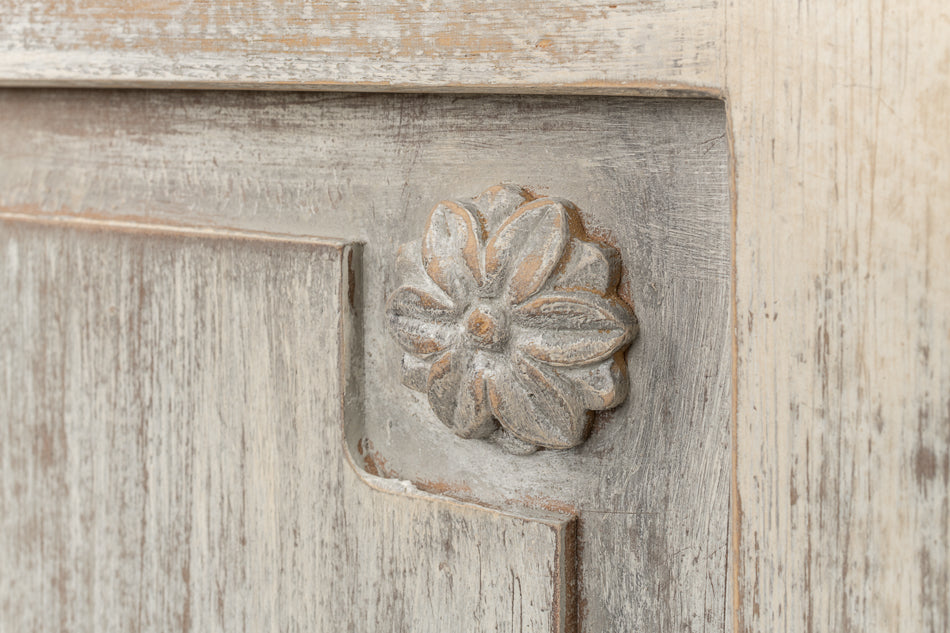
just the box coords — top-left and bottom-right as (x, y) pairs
(2, 2), (949, 632)
(0, 90), (729, 632)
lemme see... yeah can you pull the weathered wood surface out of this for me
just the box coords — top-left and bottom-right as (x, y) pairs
(726, 3), (950, 632)
(0, 1), (723, 94)
(0, 216), (574, 632)
(2, 1), (949, 630)
(0, 90), (732, 632)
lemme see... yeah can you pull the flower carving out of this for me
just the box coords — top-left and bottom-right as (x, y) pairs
(386, 185), (638, 454)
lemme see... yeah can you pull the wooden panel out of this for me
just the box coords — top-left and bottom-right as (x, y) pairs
(4, 1), (950, 629)
(0, 0), (722, 94)
(726, 2), (950, 632)
(0, 216), (573, 632)
(0, 90), (731, 633)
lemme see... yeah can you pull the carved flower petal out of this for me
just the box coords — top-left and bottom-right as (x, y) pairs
(512, 291), (637, 366)
(550, 239), (620, 295)
(483, 198), (571, 305)
(386, 286), (460, 356)
(400, 353), (431, 393)
(422, 200), (485, 301)
(395, 239), (453, 303)
(472, 184), (534, 233)
(487, 352), (590, 449)
(427, 351), (499, 439)
(551, 354), (629, 410)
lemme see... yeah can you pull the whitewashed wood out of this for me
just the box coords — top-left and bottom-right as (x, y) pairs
(0, 216), (574, 632)
(726, 2), (950, 632)
(0, 0), (723, 94)
(3, 0), (948, 628)
(0, 90), (732, 632)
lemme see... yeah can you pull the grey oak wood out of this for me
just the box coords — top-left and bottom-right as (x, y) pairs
(0, 0), (723, 94)
(0, 216), (573, 633)
(1, 1), (949, 630)
(0, 90), (731, 632)
(727, 4), (950, 632)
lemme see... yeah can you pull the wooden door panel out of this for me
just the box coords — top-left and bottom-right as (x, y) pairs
(0, 89), (731, 631)
(0, 217), (571, 632)
(1, 2), (948, 631)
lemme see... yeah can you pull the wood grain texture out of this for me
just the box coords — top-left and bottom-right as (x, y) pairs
(0, 216), (574, 633)
(0, 90), (732, 633)
(3, 0), (949, 629)
(726, 2), (950, 632)
(0, 0), (723, 94)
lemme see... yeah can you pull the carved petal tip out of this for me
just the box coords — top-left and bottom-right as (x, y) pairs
(484, 198), (571, 304)
(426, 351), (498, 439)
(513, 290), (636, 367)
(386, 285), (460, 356)
(422, 201), (485, 300)
(487, 353), (591, 449)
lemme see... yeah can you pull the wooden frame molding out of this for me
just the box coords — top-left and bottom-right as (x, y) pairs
(0, 1), (723, 95)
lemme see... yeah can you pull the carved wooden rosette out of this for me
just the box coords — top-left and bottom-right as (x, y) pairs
(386, 185), (638, 454)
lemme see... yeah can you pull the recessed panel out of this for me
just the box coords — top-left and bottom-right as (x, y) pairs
(0, 91), (730, 631)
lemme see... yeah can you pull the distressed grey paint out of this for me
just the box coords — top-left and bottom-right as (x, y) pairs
(0, 0), (724, 93)
(0, 217), (572, 632)
(0, 90), (730, 631)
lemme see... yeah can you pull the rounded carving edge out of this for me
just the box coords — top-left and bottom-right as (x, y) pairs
(385, 184), (638, 454)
